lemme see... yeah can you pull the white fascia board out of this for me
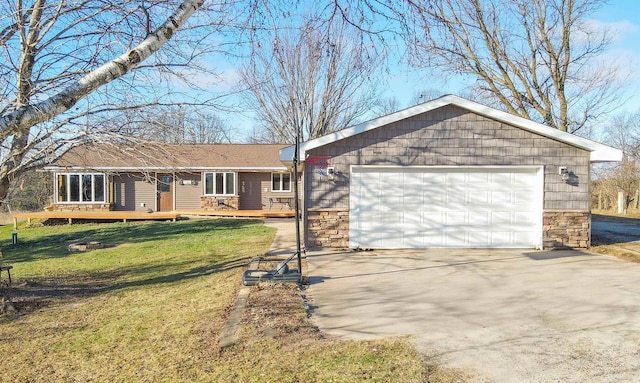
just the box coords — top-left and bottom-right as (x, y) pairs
(279, 94), (622, 164)
(279, 146), (296, 166)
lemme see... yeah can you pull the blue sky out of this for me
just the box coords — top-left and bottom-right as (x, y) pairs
(382, 0), (640, 112)
(202, 1), (640, 141)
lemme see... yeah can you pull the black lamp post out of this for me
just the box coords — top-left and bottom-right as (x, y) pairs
(293, 122), (302, 280)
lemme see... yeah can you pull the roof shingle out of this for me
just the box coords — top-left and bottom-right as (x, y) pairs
(49, 143), (288, 170)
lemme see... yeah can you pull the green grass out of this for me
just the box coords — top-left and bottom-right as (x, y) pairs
(0, 219), (463, 382)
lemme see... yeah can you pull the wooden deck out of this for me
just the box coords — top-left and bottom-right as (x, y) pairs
(12, 211), (181, 230)
(12, 209), (295, 229)
(175, 210), (296, 218)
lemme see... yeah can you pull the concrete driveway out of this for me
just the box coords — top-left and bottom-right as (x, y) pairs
(305, 248), (640, 382)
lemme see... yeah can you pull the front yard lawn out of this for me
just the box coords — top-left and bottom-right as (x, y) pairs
(0, 219), (448, 382)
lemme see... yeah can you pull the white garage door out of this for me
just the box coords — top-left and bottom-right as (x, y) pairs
(349, 166), (543, 249)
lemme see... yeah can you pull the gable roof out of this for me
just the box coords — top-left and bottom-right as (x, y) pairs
(46, 143), (289, 171)
(280, 94), (622, 165)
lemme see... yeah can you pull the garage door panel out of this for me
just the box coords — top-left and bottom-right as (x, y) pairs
(490, 211), (512, 224)
(446, 211), (467, 226)
(491, 191), (513, 205)
(468, 231), (490, 245)
(424, 193), (445, 209)
(513, 172), (536, 185)
(469, 211), (490, 225)
(421, 212), (444, 227)
(514, 211), (537, 225)
(490, 232), (512, 246)
(445, 231), (468, 246)
(493, 172), (514, 186)
(423, 231), (444, 246)
(447, 172), (467, 184)
(350, 167), (542, 249)
(514, 191), (536, 207)
(469, 191), (490, 206)
(403, 191), (423, 206)
(513, 231), (537, 244)
(468, 172), (491, 185)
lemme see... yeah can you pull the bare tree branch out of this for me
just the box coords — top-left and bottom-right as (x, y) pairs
(407, 0), (626, 133)
(240, 16), (383, 143)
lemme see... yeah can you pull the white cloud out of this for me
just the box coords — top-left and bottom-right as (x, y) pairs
(584, 19), (639, 44)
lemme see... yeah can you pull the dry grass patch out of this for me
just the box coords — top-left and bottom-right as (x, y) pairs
(215, 282), (470, 383)
(591, 213), (640, 263)
(589, 244), (640, 263)
(223, 283), (424, 382)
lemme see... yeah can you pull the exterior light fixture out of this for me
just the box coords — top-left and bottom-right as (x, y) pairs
(327, 166), (336, 180)
(559, 166), (569, 182)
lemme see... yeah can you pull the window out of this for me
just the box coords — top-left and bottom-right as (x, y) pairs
(272, 173), (292, 192)
(204, 172), (235, 195)
(56, 173), (105, 203)
(158, 175), (172, 193)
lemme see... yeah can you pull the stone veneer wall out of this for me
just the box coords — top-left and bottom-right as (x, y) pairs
(543, 211), (590, 249)
(53, 203), (112, 211)
(201, 196), (239, 210)
(307, 209), (349, 248)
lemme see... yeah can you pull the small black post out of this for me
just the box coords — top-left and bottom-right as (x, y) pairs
(12, 231), (18, 246)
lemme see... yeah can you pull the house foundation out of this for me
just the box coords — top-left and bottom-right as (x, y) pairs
(307, 208), (349, 248)
(201, 196), (240, 210)
(543, 210), (590, 249)
(52, 203), (112, 212)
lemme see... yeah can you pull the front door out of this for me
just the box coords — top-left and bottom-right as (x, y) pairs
(157, 174), (173, 211)
(238, 173), (269, 210)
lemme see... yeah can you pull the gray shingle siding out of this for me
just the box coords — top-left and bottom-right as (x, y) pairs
(305, 105), (590, 211)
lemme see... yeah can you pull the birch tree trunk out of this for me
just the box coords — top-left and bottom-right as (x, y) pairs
(0, 0), (205, 202)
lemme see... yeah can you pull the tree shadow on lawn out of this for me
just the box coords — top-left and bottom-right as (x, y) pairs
(0, 219), (269, 317)
(0, 218), (261, 263)
(2, 253), (255, 318)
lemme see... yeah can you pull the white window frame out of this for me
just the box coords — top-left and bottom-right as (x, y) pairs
(271, 172), (292, 192)
(203, 172), (236, 196)
(55, 173), (106, 203)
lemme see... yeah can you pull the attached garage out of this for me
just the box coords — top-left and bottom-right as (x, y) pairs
(280, 95), (622, 250)
(349, 166), (543, 248)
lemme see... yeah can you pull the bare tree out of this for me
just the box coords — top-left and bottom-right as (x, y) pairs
(240, 17), (384, 143)
(604, 112), (640, 160)
(0, 0), (234, 204)
(0, 0), (418, 205)
(372, 97), (402, 116)
(593, 111), (640, 211)
(127, 106), (234, 144)
(408, 88), (442, 107)
(406, 0), (625, 133)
